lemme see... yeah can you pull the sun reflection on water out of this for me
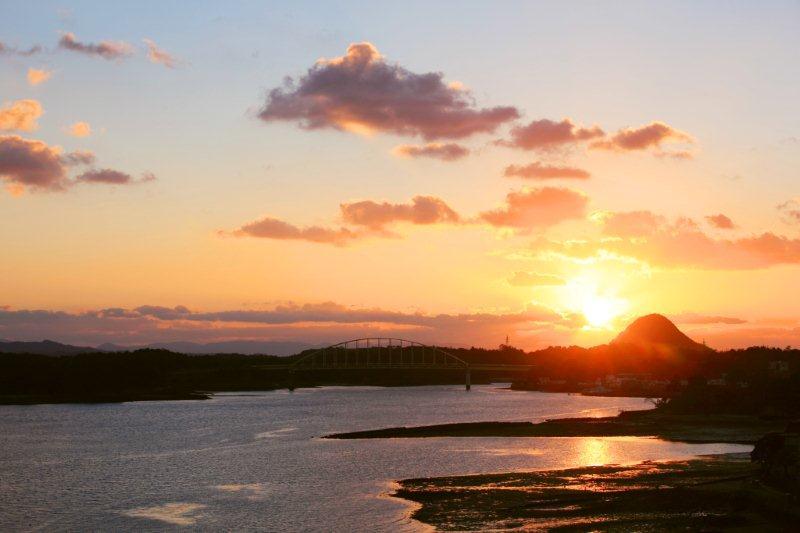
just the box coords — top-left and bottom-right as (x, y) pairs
(579, 438), (610, 466)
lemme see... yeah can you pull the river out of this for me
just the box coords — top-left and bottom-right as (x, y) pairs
(0, 385), (750, 531)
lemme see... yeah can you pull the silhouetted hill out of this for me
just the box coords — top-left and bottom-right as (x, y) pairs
(0, 340), (99, 356)
(612, 314), (707, 350)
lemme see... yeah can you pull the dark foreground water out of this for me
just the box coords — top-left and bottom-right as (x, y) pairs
(0, 386), (750, 531)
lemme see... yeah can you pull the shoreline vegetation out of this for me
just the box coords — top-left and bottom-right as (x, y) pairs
(394, 454), (800, 531)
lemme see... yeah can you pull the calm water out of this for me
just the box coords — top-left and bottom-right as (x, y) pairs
(0, 386), (750, 531)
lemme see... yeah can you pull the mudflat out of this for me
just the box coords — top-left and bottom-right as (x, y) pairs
(395, 454), (800, 531)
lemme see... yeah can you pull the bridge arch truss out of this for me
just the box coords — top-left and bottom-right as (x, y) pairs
(290, 337), (468, 371)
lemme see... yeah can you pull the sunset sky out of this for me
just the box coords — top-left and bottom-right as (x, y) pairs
(1, 1), (799, 350)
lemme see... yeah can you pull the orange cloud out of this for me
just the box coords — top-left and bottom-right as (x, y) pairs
(498, 118), (604, 152)
(340, 195), (460, 230)
(229, 217), (359, 246)
(392, 143), (469, 161)
(590, 121), (694, 157)
(544, 210), (800, 269)
(479, 187), (588, 230)
(67, 121), (92, 137)
(595, 210), (666, 237)
(705, 213), (736, 229)
(508, 271), (565, 287)
(258, 42), (519, 140)
(504, 161), (590, 180)
(0, 100), (43, 132)
(58, 32), (133, 61)
(143, 38), (179, 68)
(27, 68), (52, 86)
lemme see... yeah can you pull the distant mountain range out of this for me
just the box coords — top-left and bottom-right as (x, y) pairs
(0, 339), (317, 357)
(97, 340), (319, 356)
(0, 339), (100, 356)
(1, 314), (706, 358)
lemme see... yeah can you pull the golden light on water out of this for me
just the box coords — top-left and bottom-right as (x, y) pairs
(579, 438), (611, 466)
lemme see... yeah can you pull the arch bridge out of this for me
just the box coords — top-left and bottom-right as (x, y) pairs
(288, 337), (532, 390)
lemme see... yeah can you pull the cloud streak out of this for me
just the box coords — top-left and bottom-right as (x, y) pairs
(0, 41), (41, 57)
(392, 142), (469, 161)
(258, 42), (519, 140)
(229, 217), (359, 246)
(0, 302), (569, 349)
(504, 161), (590, 180)
(59, 32), (133, 61)
(340, 195), (460, 230)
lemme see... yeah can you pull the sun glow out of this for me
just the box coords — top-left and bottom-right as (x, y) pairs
(582, 294), (626, 328)
(557, 275), (629, 329)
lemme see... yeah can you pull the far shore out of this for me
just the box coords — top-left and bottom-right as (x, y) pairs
(324, 409), (785, 444)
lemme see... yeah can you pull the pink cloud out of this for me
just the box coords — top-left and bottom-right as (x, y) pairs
(590, 121), (694, 157)
(479, 187), (588, 230)
(497, 118), (604, 152)
(229, 216), (360, 246)
(76, 168), (155, 185)
(0, 134), (148, 195)
(392, 142), (469, 161)
(258, 42), (519, 140)
(0, 135), (71, 192)
(504, 161), (590, 180)
(340, 195), (460, 230)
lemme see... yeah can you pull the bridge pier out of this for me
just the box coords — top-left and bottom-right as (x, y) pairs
(465, 367), (471, 391)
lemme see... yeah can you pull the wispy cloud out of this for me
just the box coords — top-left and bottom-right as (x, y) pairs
(504, 161), (590, 180)
(58, 32), (133, 61)
(392, 142), (469, 161)
(143, 38), (180, 68)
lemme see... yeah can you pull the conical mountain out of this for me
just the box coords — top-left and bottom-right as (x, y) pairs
(612, 314), (707, 350)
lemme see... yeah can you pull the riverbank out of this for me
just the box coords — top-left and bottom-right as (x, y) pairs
(395, 453), (800, 531)
(325, 409), (784, 444)
(0, 390), (211, 404)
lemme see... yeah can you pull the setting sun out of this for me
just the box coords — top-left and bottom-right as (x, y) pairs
(581, 293), (627, 328)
